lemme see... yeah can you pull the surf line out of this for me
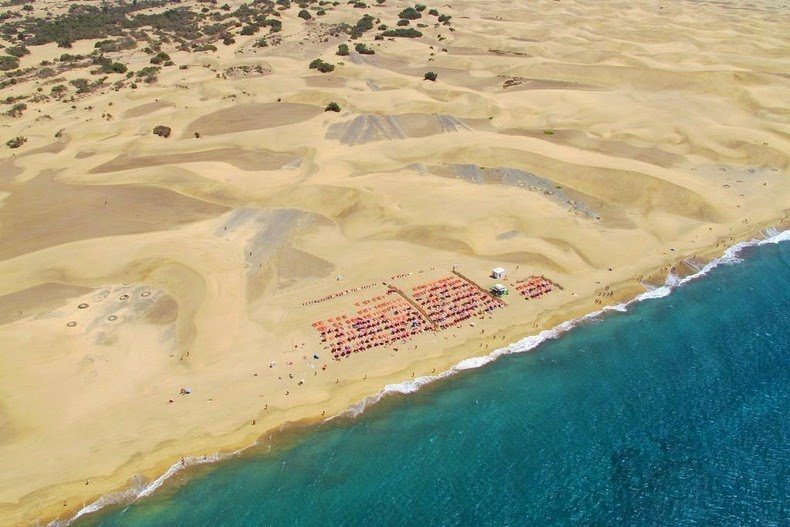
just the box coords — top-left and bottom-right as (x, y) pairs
(57, 228), (789, 527)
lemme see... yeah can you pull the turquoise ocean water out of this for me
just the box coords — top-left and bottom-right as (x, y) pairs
(76, 237), (789, 527)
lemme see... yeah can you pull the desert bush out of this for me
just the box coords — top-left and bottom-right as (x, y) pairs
(37, 66), (56, 78)
(428, 8), (438, 16)
(345, 13), (373, 38)
(99, 60), (127, 74)
(6, 136), (26, 148)
(396, 19), (409, 26)
(325, 101), (341, 112)
(298, 9), (311, 20)
(69, 78), (90, 93)
(398, 7), (421, 20)
(415, 4), (426, 11)
(153, 125), (171, 138)
(354, 43), (374, 54)
(424, 71), (437, 81)
(150, 51), (170, 64)
(309, 58), (334, 73)
(264, 19), (282, 32)
(336, 43), (349, 55)
(6, 45), (29, 58)
(381, 28), (421, 38)
(95, 36), (137, 53)
(5, 102), (26, 117)
(50, 84), (67, 97)
(0, 55), (19, 70)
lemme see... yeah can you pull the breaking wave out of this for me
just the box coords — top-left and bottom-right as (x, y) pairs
(56, 228), (788, 526)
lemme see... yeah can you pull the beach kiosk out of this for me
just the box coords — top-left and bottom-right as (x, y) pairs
(491, 284), (509, 297)
(491, 267), (506, 279)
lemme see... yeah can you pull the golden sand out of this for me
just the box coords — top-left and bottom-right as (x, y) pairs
(0, 0), (787, 525)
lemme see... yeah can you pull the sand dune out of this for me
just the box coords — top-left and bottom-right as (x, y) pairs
(89, 147), (299, 173)
(327, 114), (471, 145)
(122, 100), (176, 119)
(0, 0), (787, 525)
(0, 174), (227, 259)
(182, 102), (323, 137)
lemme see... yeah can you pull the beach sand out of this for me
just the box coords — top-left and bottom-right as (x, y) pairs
(0, 0), (788, 525)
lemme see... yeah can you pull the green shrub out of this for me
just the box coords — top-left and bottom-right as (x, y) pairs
(398, 7), (421, 20)
(69, 78), (90, 93)
(309, 58), (335, 73)
(424, 71), (437, 81)
(6, 103), (26, 117)
(336, 43), (349, 56)
(381, 28), (422, 38)
(0, 55), (19, 71)
(354, 43), (374, 54)
(6, 136), (26, 149)
(153, 125), (171, 138)
(94, 37), (137, 53)
(6, 45), (29, 58)
(50, 84), (67, 97)
(346, 13), (374, 37)
(415, 4), (426, 11)
(325, 101), (341, 112)
(298, 9), (311, 20)
(150, 51), (170, 64)
(101, 61), (127, 74)
(396, 19), (409, 26)
(264, 19), (282, 32)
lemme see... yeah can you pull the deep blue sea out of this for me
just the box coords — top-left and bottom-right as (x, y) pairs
(78, 238), (789, 527)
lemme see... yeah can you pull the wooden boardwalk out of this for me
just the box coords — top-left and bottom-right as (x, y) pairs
(386, 284), (438, 329)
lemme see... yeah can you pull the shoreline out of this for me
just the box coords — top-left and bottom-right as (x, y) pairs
(32, 222), (788, 527)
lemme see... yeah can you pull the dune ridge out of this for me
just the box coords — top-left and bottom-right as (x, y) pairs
(0, 0), (787, 525)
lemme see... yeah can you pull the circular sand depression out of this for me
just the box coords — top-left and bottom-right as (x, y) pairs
(182, 103), (323, 138)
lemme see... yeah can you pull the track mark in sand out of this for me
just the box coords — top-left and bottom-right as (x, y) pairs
(216, 208), (314, 276)
(327, 114), (471, 145)
(215, 208), (331, 297)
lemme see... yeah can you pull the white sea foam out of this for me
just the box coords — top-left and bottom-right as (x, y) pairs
(55, 451), (245, 526)
(333, 228), (789, 419)
(56, 228), (788, 525)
